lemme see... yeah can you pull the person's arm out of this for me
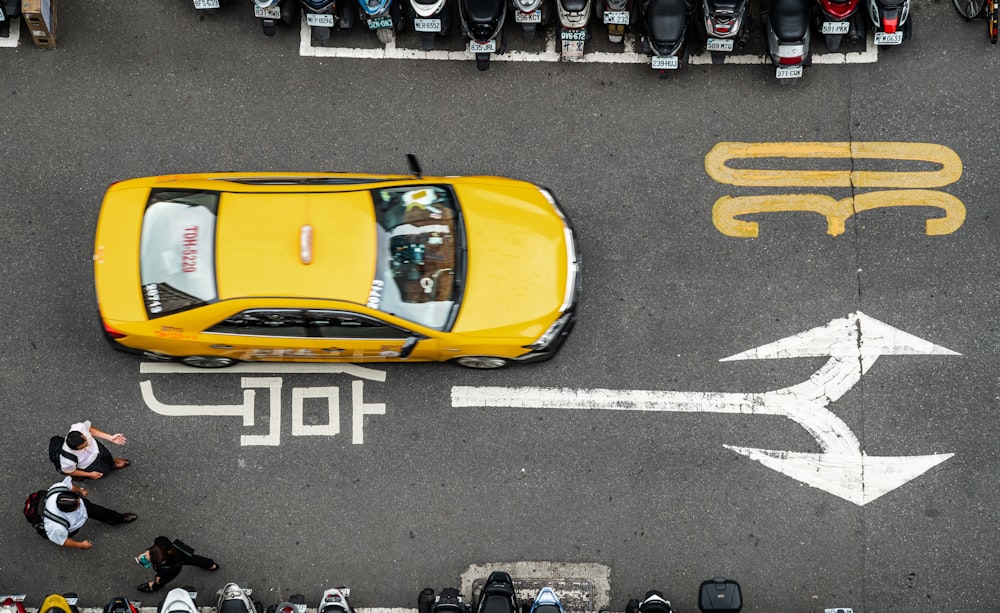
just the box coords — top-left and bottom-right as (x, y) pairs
(65, 468), (103, 479)
(62, 538), (94, 550)
(89, 426), (127, 446)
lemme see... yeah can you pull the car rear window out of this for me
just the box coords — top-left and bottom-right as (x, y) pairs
(139, 189), (219, 319)
(370, 185), (461, 331)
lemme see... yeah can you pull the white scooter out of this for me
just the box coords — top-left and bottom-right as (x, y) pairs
(157, 587), (199, 613)
(217, 584), (261, 613)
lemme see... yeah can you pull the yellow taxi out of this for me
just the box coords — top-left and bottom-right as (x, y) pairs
(93, 169), (579, 369)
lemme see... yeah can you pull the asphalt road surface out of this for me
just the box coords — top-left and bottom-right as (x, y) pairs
(1, 2), (998, 612)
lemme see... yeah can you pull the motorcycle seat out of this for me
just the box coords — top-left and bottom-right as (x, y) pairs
(562, 0), (589, 12)
(220, 602), (249, 613)
(771, 0), (808, 39)
(481, 596), (513, 613)
(646, 0), (687, 42)
(463, 0), (503, 22)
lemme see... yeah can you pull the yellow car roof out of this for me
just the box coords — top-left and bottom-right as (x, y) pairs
(215, 191), (376, 302)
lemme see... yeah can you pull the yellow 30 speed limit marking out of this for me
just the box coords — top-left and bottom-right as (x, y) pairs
(705, 141), (966, 237)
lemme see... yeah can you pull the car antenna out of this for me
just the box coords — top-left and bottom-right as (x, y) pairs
(406, 154), (423, 179)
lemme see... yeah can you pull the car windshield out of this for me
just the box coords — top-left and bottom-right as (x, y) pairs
(139, 189), (219, 319)
(369, 185), (461, 331)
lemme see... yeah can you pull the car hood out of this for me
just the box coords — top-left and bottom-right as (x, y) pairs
(451, 183), (570, 339)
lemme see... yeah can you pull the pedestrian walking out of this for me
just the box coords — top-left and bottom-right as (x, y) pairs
(41, 476), (138, 549)
(136, 536), (219, 592)
(59, 420), (131, 480)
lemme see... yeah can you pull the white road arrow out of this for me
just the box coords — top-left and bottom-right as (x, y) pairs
(451, 312), (960, 506)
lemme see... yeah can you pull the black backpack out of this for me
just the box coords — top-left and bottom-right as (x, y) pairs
(48, 436), (78, 474)
(24, 486), (71, 538)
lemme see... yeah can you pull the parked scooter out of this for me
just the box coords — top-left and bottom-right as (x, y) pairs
(699, 0), (750, 63)
(217, 583), (261, 613)
(0, 595), (27, 613)
(640, 0), (692, 78)
(192, 0), (223, 15)
(266, 594), (307, 613)
(459, 0), (507, 69)
(303, 0), (354, 43)
(157, 587), (199, 613)
(695, 577), (742, 612)
(318, 588), (355, 613)
(511, 0), (551, 40)
(360, 0), (406, 43)
(409, 0), (453, 49)
(866, 0), (910, 45)
(527, 588), (564, 613)
(814, 0), (863, 50)
(475, 572), (519, 613)
(556, 0), (592, 59)
(594, 0), (635, 42)
(38, 595), (80, 613)
(627, 591), (673, 613)
(252, 0), (297, 35)
(103, 597), (140, 613)
(418, 587), (469, 613)
(0, 0), (20, 38)
(761, 0), (811, 82)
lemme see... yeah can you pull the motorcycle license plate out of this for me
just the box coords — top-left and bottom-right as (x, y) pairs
(515, 10), (542, 22)
(307, 13), (336, 26)
(561, 39), (585, 58)
(367, 16), (393, 28)
(254, 5), (281, 18)
(775, 65), (803, 78)
(706, 37), (734, 51)
(603, 10), (630, 24)
(821, 20), (849, 34)
(561, 29), (587, 40)
(415, 17), (442, 31)
(469, 39), (497, 52)
(874, 31), (903, 44)
(193, 0), (220, 8)
(651, 55), (678, 69)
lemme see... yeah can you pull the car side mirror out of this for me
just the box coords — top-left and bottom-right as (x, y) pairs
(399, 336), (419, 359)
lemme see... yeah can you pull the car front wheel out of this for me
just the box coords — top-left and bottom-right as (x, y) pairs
(452, 356), (512, 369)
(180, 355), (238, 368)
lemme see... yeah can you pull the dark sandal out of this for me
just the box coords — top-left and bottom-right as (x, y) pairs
(137, 583), (157, 593)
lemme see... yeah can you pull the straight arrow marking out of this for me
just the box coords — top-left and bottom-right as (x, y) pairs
(451, 312), (960, 505)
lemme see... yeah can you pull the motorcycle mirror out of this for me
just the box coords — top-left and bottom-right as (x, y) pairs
(407, 154), (423, 179)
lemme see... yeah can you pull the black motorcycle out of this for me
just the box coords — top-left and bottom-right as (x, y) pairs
(640, 0), (692, 78)
(1, 0), (21, 38)
(460, 0), (507, 69)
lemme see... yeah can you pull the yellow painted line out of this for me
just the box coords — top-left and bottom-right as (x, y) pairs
(713, 190), (967, 237)
(705, 142), (963, 188)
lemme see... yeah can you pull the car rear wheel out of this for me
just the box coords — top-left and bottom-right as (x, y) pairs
(453, 356), (512, 369)
(180, 355), (238, 368)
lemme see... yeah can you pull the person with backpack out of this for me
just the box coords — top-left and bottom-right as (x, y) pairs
(135, 536), (219, 592)
(53, 420), (131, 480)
(33, 476), (137, 549)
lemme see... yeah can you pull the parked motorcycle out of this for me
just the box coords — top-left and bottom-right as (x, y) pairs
(814, 0), (863, 50)
(699, 0), (750, 63)
(410, 0), (453, 49)
(696, 577), (742, 612)
(459, 0), (507, 69)
(360, 0), (406, 43)
(761, 0), (811, 82)
(475, 572), (519, 613)
(192, 0), (223, 15)
(252, 0), (297, 35)
(0, 595), (27, 613)
(556, 0), (592, 59)
(511, 0), (551, 40)
(418, 587), (469, 613)
(217, 583), (261, 613)
(866, 0), (910, 45)
(103, 597), (139, 613)
(319, 588), (355, 613)
(0, 0), (20, 38)
(640, 0), (691, 78)
(267, 594), (307, 613)
(157, 588), (199, 613)
(594, 0), (635, 42)
(38, 595), (79, 613)
(303, 0), (354, 43)
(527, 588), (564, 613)
(626, 591), (673, 613)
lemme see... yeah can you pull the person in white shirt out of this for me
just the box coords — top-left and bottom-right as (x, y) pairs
(43, 476), (137, 549)
(59, 420), (131, 480)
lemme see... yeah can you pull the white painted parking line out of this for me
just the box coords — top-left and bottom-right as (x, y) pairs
(299, 17), (878, 64)
(0, 18), (21, 48)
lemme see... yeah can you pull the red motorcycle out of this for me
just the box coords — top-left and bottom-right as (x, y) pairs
(814, 0), (864, 51)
